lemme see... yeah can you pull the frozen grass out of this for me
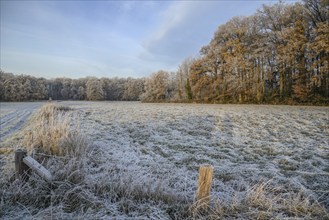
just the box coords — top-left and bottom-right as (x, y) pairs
(22, 103), (72, 155)
(0, 101), (328, 219)
(20, 103), (86, 158)
(191, 181), (328, 219)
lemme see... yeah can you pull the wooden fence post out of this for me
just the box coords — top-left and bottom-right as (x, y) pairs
(23, 156), (53, 182)
(15, 149), (30, 181)
(197, 165), (214, 209)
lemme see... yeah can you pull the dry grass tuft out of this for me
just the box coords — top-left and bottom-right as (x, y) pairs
(0, 147), (13, 155)
(21, 103), (86, 157)
(189, 181), (329, 220)
(280, 191), (328, 218)
(58, 132), (89, 159)
(245, 181), (273, 211)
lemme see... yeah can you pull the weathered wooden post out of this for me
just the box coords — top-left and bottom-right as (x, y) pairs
(197, 165), (214, 209)
(23, 156), (53, 182)
(15, 149), (30, 181)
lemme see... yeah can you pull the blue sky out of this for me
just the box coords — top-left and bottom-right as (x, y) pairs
(1, 1), (297, 79)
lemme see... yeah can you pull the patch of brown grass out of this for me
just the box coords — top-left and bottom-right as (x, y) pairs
(0, 147), (13, 155)
(21, 103), (86, 157)
(190, 181), (329, 220)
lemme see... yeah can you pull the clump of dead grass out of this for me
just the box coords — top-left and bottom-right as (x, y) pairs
(0, 147), (13, 155)
(190, 181), (329, 219)
(22, 103), (86, 157)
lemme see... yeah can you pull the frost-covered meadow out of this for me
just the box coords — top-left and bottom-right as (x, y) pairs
(74, 102), (329, 202)
(1, 101), (328, 219)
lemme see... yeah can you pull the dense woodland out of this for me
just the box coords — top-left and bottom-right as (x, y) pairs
(1, 1), (328, 104)
(0, 72), (144, 101)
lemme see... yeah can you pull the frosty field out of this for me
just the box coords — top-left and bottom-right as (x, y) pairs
(1, 101), (328, 219)
(0, 102), (42, 141)
(72, 102), (329, 209)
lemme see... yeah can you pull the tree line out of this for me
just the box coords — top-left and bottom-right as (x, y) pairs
(0, 72), (144, 101)
(1, 1), (328, 104)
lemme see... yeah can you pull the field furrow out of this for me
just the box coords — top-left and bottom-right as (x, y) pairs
(0, 102), (43, 141)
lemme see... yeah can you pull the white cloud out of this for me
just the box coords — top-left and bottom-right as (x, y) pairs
(140, 1), (224, 69)
(140, 1), (279, 71)
(148, 2), (190, 44)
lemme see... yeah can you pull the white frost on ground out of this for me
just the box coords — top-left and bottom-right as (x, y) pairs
(1, 101), (328, 218)
(0, 102), (43, 141)
(63, 101), (329, 208)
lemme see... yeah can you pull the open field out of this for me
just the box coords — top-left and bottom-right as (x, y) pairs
(0, 102), (43, 142)
(1, 101), (328, 219)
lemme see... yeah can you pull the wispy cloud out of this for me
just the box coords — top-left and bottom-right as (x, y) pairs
(141, 1), (280, 71)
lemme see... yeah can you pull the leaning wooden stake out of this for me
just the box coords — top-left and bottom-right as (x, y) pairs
(23, 156), (53, 183)
(197, 165), (214, 209)
(15, 149), (30, 181)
